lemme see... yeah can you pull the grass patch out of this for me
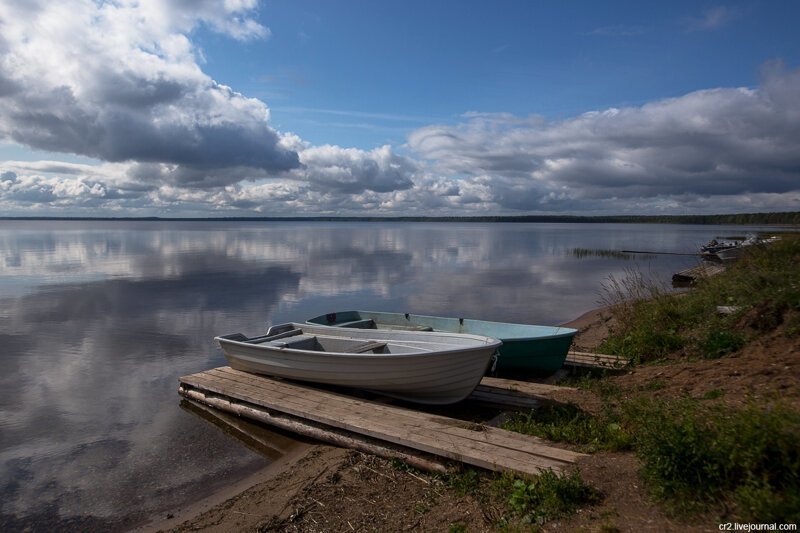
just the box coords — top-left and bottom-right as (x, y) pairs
(503, 396), (800, 522)
(504, 469), (600, 524)
(502, 403), (633, 452)
(557, 372), (624, 399)
(572, 248), (635, 260)
(625, 399), (800, 521)
(701, 388), (724, 400)
(700, 329), (746, 359)
(444, 469), (482, 496)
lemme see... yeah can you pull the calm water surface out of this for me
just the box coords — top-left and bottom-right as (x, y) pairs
(0, 220), (781, 529)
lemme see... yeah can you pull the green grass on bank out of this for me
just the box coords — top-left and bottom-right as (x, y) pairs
(629, 399), (800, 521)
(501, 237), (800, 522)
(502, 398), (800, 522)
(440, 467), (600, 528)
(599, 233), (800, 363)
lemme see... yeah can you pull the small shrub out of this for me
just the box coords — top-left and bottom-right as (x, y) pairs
(700, 330), (746, 359)
(508, 469), (600, 524)
(600, 313), (685, 362)
(701, 388), (724, 400)
(502, 404), (633, 452)
(445, 469), (481, 496)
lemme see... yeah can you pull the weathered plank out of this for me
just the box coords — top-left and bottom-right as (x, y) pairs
(470, 376), (577, 409)
(479, 376), (576, 396)
(565, 351), (629, 369)
(179, 367), (584, 476)
(194, 368), (572, 471)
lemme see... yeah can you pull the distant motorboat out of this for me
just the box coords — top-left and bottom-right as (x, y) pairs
(215, 322), (501, 405)
(702, 234), (778, 262)
(307, 311), (577, 374)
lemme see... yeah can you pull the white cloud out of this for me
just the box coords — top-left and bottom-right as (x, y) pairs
(406, 61), (800, 213)
(294, 145), (417, 194)
(0, 1), (797, 217)
(0, 0), (296, 181)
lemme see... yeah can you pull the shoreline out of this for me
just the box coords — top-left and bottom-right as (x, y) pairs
(146, 292), (800, 531)
(138, 442), (317, 532)
(145, 306), (611, 532)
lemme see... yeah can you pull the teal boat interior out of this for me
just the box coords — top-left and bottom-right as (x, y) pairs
(306, 310), (577, 341)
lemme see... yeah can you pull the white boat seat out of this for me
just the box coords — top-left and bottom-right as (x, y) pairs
(269, 335), (318, 349)
(346, 341), (388, 353)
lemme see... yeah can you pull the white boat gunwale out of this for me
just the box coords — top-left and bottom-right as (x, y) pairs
(214, 322), (503, 405)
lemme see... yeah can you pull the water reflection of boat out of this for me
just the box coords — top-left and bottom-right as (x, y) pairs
(306, 311), (577, 374)
(215, 322), (501, 405)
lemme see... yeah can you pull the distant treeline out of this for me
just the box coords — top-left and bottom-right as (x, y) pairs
(2, 211), (800, 225)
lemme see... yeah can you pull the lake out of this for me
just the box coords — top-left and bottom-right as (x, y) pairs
(0, 220), (780, 529)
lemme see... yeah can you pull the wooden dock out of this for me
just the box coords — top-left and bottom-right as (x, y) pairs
(179, 367), (584, 476)
(672, 263), (725, 285)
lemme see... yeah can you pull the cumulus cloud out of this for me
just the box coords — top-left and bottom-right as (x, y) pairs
(0, 1), (798, 216)
(0, 0), (298, 184)
(296, 145), (417, 194)
(407, 61), (800, 212)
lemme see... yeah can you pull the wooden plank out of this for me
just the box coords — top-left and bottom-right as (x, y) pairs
(194, 369), (574, 470)
(480, 376), (576, 396)
(565, 351), (629, 369)
(469, 376), (577, 409)
(179, 367), (584, 476)
(204, 367), (558, 454)
(183, 373), (568, 474)
(206, 367), (565, 458)
(467, 389), (540, 409)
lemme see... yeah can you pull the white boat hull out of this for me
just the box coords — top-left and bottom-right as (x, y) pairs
(215, 322), (501, 405)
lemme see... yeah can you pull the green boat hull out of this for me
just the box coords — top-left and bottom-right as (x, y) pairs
(307, 310), (577, 374)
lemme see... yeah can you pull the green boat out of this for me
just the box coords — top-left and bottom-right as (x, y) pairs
(306, 310), (577, 374)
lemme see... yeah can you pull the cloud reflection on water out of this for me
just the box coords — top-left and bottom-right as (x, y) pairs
(0, 221), (728, 527)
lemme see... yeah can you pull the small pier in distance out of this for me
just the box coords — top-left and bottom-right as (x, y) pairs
(179, 367), (584, 476)
(672, 263), (726, 285)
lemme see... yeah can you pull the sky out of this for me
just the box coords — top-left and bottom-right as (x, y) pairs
(0, 0), (799, 217)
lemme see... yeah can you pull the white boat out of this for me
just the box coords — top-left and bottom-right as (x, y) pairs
(215, 322), (502, 405)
